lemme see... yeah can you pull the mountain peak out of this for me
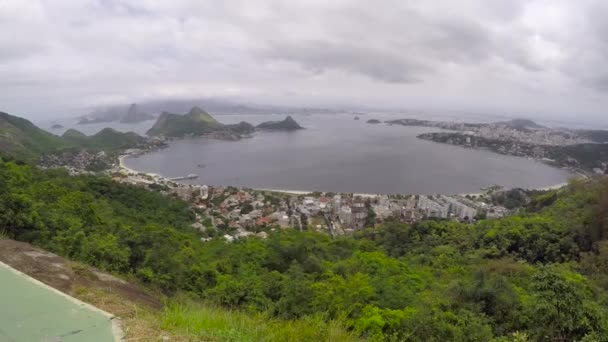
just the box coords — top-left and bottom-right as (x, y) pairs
(188, 106), (206, 116)
(127, 103), (138, 115)
(256, 115), (304, 131)
(185, 106), (218, 124)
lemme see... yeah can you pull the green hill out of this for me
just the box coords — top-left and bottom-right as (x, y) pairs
(185, 106), (218, 124)
(0, 111), (150, 163)
(64, 127), (145, 151)
(0, 111), (67, 161)
(146, 107), (254, 138)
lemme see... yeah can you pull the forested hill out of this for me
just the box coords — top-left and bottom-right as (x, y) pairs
(0, 111), (148, 162)
(62, 127), (145, 152)
(0, 111), (67, 161)
(1, 155), (607, 341)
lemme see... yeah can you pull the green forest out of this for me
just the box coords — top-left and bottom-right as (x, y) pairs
(1, 156), (608, 341)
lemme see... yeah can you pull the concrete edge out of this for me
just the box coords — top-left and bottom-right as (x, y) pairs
(0, 260), (124, 341)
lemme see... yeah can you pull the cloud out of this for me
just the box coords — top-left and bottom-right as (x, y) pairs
(260, 40), (428, 83)
(0, 0), (607, 122)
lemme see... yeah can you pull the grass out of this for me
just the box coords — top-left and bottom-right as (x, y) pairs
(72, 287), (361, 342)
(160, 302), (361, 342)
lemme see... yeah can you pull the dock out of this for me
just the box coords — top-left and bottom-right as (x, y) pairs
(169, 173), (199, 181)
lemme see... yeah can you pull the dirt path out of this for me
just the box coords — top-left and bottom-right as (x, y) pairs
(0, 239), (161, 309)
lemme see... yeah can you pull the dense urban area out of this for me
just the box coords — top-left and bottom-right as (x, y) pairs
(114, 158), (514, 242)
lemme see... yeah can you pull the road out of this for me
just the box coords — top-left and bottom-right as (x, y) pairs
(0, 261), (121, 341)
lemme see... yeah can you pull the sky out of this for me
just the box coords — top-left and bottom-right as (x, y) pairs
(1, 0), (608, 124)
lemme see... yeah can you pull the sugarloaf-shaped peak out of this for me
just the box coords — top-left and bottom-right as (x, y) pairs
(120, 103), (154, 123)
(127, 103), (138, 115)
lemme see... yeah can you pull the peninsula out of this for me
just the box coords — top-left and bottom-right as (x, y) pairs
(385, 118), (608, 175)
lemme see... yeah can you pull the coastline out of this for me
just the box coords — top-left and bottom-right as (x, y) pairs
(118, 155), (162, 179)
(118, 155), (138, 174)
(535, 181), (569, 191)
(117, 156), (570, 196)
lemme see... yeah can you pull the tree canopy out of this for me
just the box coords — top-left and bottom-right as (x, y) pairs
(1, 157), (607, 341)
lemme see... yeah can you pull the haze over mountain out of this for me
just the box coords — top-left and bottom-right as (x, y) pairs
(2, 1), (608, 126)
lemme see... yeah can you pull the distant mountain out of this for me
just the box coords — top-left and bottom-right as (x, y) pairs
(78, 98), (339, 125)
(132, 98), (336, 116)
(256, 116), (304, 131)
(77, 116), (117, 125)
(51, 123), (64, 129)
(495, 118), (544, 130)
(0, 111), (67, 161)
(0, 111), (153, 164)
(146, 106), (254, 139)
(79, 103), (155, 125)
(62, 127), (145, 151)
(62, 128), (88, 142)
(366, 119), (381, 124)
(119, 104), (155, 124)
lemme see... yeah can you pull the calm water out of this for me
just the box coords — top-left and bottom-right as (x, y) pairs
(118, 113), (570, 194)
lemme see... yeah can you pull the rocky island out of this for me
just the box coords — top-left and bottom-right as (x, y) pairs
(366, 119), (381, 124)
(146, 106), (254, 140)
(256, 115), (304, 131)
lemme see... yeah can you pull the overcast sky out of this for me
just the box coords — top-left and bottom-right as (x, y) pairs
(1, 0), (608, 123)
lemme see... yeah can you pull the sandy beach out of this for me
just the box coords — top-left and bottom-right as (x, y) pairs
(117, 156), (571, 196)
(118, 155), (138, 174)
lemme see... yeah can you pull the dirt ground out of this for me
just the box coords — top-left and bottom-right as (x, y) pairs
(0, 239), (161, 309)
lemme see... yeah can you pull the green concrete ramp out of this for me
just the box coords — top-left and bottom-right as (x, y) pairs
(0, 261), (121, 341)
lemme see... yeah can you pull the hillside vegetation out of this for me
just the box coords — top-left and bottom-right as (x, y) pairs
(0, 111), (68, 161)
(1, 157), (608, 341)
(0, 111), (149, 162)
(62, 127), (145, 152)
